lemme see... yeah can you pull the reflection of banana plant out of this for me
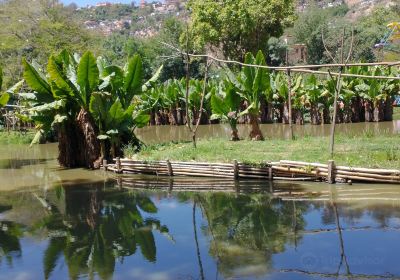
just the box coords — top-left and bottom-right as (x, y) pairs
(34, 187), (172, 280)
(178, 192), (308, 278)
(210, 78), (241, 141)
(0, 206), (23, 266)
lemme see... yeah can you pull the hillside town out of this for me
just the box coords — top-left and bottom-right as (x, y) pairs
(81, 0), (185, 36)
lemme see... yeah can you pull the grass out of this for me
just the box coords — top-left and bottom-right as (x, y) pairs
(0, 130), (35, 144)
(126, 131), (400, 169)
(394, 107), (400, 120)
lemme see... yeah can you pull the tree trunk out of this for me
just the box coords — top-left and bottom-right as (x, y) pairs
(267, 102), (274, 123)
(322, 105), (331, 124)
(351, 97), (361, 123)
(364, 100), (373, 122)
(57, 120), (80, 168)
(150, 110), (156, 126)
(310, 103), (321, 125)
(176, 104), (184, 125)
(335, 103), (344, 124)
(282, 101), (289, 124)
(260, 96), (269, 123)
(343, 104), (352, 123)
(75, 108), (101, 169)
(293, 109), (304, 125)
(169, 106), (177, 125)
(384, 96), (394, 121)
(249, 113), (264, 140)
(373, 100), (384, 122)
(231, 127), (240, 141)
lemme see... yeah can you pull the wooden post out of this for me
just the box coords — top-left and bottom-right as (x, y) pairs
(268, 166), (273, 181)
(233, 160), (239, 179)
(328, 160), (335, 184)
(103, 159), (108, 171)
(116, 157), (122, 174)
(287, 69), (294, 140)
(167, 160), (173, 176)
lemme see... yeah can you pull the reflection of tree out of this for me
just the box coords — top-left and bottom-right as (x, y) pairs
(180, 192), (309, 278)
(33, 185), (172, 280)
(0, 205), (23, 266)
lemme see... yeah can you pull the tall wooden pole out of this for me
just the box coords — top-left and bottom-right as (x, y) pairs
(286, 39), (294, 140)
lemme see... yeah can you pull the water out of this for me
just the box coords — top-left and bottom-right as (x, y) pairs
(1, 181), (400, 280)
(137, 121), (400, 144)
(1, 142), (400, 279)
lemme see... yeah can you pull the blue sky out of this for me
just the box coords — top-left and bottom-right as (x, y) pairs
(61, 0), (141, 7)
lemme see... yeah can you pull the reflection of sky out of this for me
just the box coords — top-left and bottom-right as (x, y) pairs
(1, 195), (400, 279)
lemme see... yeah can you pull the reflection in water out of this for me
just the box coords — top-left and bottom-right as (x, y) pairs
(1, 181), (400, 279)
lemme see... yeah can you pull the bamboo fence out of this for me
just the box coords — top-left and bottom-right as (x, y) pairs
(104, 158), (400, 184)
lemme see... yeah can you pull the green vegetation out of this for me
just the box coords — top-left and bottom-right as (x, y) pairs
(128, 133), (400, 169)
(290, 3), (400, 63)
(0, 131), (35, 144)
(20, 50), (158, 168)
(187, 0), (295, 60)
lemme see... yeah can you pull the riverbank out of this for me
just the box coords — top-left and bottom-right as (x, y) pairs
(126, 132), (400, 169)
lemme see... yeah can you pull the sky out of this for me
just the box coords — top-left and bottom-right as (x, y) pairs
(60, 0), (141, 7)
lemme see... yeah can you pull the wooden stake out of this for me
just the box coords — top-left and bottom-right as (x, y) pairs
(233, 160), (239, 179)
(167, 159), (173, 176)
(328, 160), (335, 184)
(287, 69), (294, 140)
(116, 157), (122, 174)
(103, 159), (108, 171)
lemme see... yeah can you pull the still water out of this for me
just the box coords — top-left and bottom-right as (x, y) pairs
(1, 137), (400, 279)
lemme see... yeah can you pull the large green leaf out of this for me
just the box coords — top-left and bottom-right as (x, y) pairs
(211, 93), (229, 116)
(22, 59), (53, 102)
(133, 111), (150, 128)
(47, 56), (75, 97)
(142, 65), (163, 92)
(89, 92), (111, 123)
(123, 55), (143, 102)
(77, 51), (99, 106)
(0, 93), (9, 107)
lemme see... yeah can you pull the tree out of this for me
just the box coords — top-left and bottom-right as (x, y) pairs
(210, 77), (242, 141)
(20, 50), (159, 168)
(236, 51), (270, 140)
(0, 0), (100, 88)
(187, 0), (295, 60)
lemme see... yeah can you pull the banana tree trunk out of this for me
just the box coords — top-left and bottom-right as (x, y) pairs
(364, 100), (373, 122)
(384, 96), (394, 121)
(310, 103), (321, 125)
(282, 101), (289, 124)
(176, 104), (184, 125)
(343, 104), (352, 123)
(58, 120), (80, 168)
(230, 126), (240, 141)
(260, 96), (269, 123)
(351, 97), (361, 123)
(249, 113), (264, 140)
(335, 103), (344, 124)
(322, 105), (331, 124)
(169, 106), (177, 125)
(293, 109), (304, 125)
(150, 110), (156, 126)
(76, 108), (101, 169)
(373, 100), (384, 122)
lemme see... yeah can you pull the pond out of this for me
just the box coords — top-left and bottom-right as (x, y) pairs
(1, 143), (400, 279)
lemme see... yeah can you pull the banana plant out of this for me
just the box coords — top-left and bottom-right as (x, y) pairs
(303, 74), (326, 125)
(91, 54), (160, 158)
(236, 51), (270, 140)
(21, 50), (101, 168)
(0, 66), (10, 108)
(210, 77), (242, 141)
